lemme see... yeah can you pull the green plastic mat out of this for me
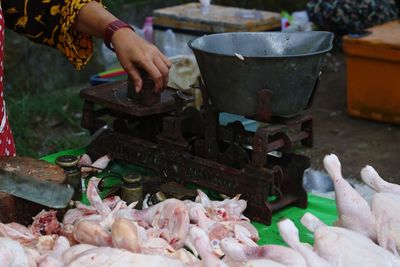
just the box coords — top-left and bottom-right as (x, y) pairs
(41, 148), (337, 246)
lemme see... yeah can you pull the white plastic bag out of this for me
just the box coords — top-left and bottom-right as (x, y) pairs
(283, 11), (313, 32)
(167, 55), (200, 90)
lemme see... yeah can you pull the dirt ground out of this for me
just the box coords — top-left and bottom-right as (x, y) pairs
(301, 50), (400, 183)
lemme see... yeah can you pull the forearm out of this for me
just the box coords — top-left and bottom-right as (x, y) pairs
(72, 0), (171, 92)
(74, 1), (118, 38)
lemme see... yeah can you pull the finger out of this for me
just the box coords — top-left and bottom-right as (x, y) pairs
(117, 55), (143, 93)
(154, 57), (169, 90)
(159, 52), (172, 69)
(126, 64), (143, 93)
(141, 61), (163, 92)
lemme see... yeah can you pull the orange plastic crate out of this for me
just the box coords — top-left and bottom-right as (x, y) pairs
(343, 20), (400, 124)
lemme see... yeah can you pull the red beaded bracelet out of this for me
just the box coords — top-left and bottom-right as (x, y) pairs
(104, 20), (135, 51)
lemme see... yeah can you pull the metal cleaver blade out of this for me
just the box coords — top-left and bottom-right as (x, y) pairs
(0, 170), (74, 209)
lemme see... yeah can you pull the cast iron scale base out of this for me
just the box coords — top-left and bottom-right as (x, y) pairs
(80, 80), (312, 225)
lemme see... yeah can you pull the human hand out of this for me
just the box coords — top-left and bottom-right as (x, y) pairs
(111, 28), (171, 93)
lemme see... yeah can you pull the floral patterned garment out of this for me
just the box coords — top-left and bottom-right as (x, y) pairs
(2, 0), (95, 69)
(0, 0), (96, 156)
(0, 6), (16, 157)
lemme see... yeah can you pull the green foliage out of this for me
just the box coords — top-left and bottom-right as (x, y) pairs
(5, 86), (89, 158)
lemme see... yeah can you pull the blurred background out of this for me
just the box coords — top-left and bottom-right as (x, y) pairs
(5, 0), (309, 157)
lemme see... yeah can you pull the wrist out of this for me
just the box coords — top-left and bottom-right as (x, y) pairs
(104, 20), (135, 51)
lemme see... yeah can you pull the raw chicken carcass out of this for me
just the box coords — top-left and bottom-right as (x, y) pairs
(277, 218), (332, 267)
(86, 178), (111, 217)
(361, 165), (400, 194)
(62, 209), (86, 226)
(65, 247), (184, 267)
(80, 154), (111, 176)
(233, 224), (258, 247)
(61, 244), (97, 265)
(184, 200), (230, 249)
(184, 200), (215, 230)
(371, 192), (400, 255)
(89, 154), (112, 170)
(220, 237), (307, 267)
(0, 237), (34, 267)
(111, 217), (174, 255)
(196, 190), (247, 221)
(207, 222), (231, 244)
(184, 198), (258, 246)
(351, 162), (400, 255)
(73, 219), (112, 247)
(59, 224), (77, 246)
(242, 259), (286, 267)
(103, 195), (127, 210)
(323, 154), (377, 240)
(37, 256), (64, 267)
(234, 220), (259, 242)
(78, 154), (92, 168)
(140, 237), (175, 255)
(36, 235), (56, 254)
(111, 218), (142, 253)
(0, 222), (37, 246)
(123, 198), (190, 249)
(301, 212), (400, 267)
(72, 178), (126, 247)
(189, 226), (229, 267)
(25, 247), (41, 266)
(37, 236), (70, 267)
(169, 248), (199, 265)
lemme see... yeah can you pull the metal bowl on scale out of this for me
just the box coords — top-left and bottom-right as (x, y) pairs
(188, 31), (334, 117)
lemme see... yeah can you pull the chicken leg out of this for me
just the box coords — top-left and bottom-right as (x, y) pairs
(301, 212), (400, 267)
(220, 237), (307, 267)
(277, 218), (332, 267)
(361, 165), (400, 195)
(323, 154), (377, 240)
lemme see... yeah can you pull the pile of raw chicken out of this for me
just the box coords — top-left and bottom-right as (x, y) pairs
(1, 153), (400, 266)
